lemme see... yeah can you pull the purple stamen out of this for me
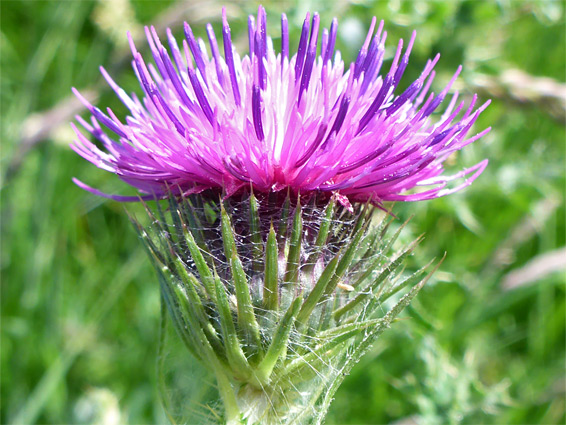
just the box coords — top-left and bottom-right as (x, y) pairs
(90, 107), (127, 139)
(255, 30), (266, 89)
(152, 93), (185, 136)
(248, 15), (255, 57)
(354, 17), (377, 78)
(252, 85), (264, 141)
(206, 23), (226, 88)
(323, 18), (338, 65)
(298, 13), (320, 102)
(187, 67), (214, 125)
(294, 12), (311, 83)
(166, 28), (185, 74)
(72, 11), (490, 204)
(159, 47), (194, 109)
(323, 96), (350, 147)
(184, 22), (208, 84)
(294, 123), (328, 168)
(321, 29), (329, 64)
(222, 8), (241, 106)
(281, 13), (289, 61)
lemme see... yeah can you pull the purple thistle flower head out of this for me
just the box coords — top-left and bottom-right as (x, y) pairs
(71, 6), (490, 208)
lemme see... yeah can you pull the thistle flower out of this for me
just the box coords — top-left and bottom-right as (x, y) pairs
(71, 7), (490, 425)
(71, 7), (489, 207)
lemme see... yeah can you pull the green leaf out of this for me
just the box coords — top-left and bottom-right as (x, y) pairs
(353, 210), (391, 265)
(277, 318), (389, 388)
(169, 278), (231, 375)
(309, 265), (433, 425)
(278, 256), (438, 389)
(156, 294), (177, 425)
(172, 255), (206, 295)
(382, 214), (414, 254)
(348, 255), (384, 290)
(365, 253), (446, 319)
(157, 265), (205, 363)
(129, 215), (167, 267)
(137, 199), (176, 264)
(377, 254), (442, 321)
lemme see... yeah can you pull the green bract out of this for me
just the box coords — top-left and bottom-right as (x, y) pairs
(131, 192), (441, 424)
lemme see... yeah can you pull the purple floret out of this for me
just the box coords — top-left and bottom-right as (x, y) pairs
(71, 6), (490, 205)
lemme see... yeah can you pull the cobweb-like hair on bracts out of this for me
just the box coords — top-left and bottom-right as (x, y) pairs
(134, 191), (440, 424)
(71, 6), (490, 207)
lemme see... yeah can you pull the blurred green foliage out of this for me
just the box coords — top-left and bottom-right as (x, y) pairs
(1, 0), (564, 424)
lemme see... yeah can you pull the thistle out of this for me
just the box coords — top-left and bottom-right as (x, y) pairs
(71, 6), (489, 424)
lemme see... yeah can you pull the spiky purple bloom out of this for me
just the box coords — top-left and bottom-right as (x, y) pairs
(71, 6), (490, 206)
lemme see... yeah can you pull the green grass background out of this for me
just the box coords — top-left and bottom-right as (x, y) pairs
(1, 0), (564, 424)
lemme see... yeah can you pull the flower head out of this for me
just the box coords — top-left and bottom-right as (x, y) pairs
(72, 6), (490, 206)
